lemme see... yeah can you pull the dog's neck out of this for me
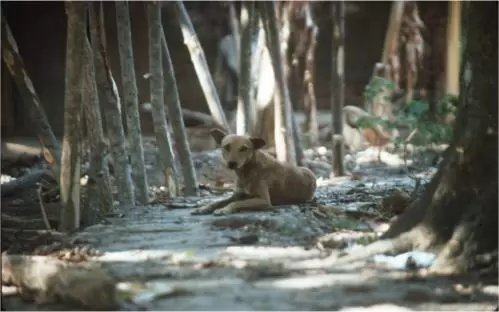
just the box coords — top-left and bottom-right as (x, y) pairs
(234, 150), (263, 175)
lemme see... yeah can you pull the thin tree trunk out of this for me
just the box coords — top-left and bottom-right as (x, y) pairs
(161, 28), (198, 196)
(228, 2), (240, 61)
(82, 34), (113, 225)
(148, 1), (178, 198)
(444, 0), (461, 97)
(331, 2), (345, 177)
(381, 1), (405, 73)
(236, 2), (256, 135)
(174, 1), (230, 131)
(60, 1), (86, 231)
(262, 1), (296, 165)
(1, 18), (62, 182)
(89, 3), (135, 207)
(303, 3), (319, 146)
(115, 1), (149, 204)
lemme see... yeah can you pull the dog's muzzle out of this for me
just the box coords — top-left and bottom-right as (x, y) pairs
(227, 161), (237, 170)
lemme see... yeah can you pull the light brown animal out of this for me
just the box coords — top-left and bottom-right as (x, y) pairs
(192, 129), (317, 215)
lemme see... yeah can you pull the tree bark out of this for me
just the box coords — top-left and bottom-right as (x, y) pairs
(81, 34), (113, 225)
(161, 28), (199, 196)
(1, 18), (62, 182)
(174, 1), (230, 131)
(302, 3), (319, 147)
(337, 1), (498, 276)
(89, 3), (135, 207)
(236, 2), (256, 135)
(331, 2), (346, 177)
(262, 1), (297, 165)
(115, 1), (149, 204)
(148, 1), (178, 197)
(60, 1), (86, 231)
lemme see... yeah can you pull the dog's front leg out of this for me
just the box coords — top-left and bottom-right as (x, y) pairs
(214, 183), (272, 215)
(213, 198), (272, 215)
(191, 191), (247, 215)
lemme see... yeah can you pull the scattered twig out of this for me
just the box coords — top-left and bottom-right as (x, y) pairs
(37, 184), (52, 232)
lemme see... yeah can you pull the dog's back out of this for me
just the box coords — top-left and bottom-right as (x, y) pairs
(238, 150), (317, 205)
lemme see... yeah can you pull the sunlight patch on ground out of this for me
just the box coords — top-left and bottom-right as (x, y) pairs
(224, 246), (320, 261)
(95, 249), (193, 263)
(338, 304), (416, 312)
(372, 251), (436, 269)
(254, 272), (377, 289)
(117, 278), (244, 305)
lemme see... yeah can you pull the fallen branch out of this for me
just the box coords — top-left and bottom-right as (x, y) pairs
(1, 168), (52, 198)
(2, 255), (117, 310)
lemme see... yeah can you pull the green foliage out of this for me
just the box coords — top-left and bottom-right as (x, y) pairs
(361, 77), (457, 149)
(364, 76), (394, 111)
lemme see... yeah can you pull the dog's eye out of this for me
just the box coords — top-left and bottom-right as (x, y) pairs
(239, 146), (248, 152)
(223, 145), (230, 152)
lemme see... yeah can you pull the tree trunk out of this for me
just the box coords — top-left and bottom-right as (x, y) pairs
(236, 2), (256, 135)
(339, 1), (498, 276)
(262, 1), (296, 165)
(381, 1), (404, 92)
(228, 2), (240, 60)
(60, 1), (86, 231)
(330, 2), (346, 177)
(115, 1), (149, 204)
(148, 1), (178, 198)
(161, 28), (199, 197)
(174, 1), (230, 131)
(1, 18), (62, 182)
(81, 33), (113, 225)
(302, 4), (319, 147)
(89, 4), (135, 207)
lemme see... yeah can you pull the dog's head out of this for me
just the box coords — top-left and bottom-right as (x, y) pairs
(210, 128), (266, 170)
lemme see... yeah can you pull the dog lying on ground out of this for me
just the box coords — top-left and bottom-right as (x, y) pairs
(192, 129), (317, 215)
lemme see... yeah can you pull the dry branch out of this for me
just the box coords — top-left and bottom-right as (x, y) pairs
(1, 18), (62, 181)
(0, 169), (52, 198)
(174, 1), (230, 130)
(148, 2), (179, 197)
(161, 27), (199, 196)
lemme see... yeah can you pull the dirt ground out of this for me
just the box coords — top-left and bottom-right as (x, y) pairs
(1, 135), (498, 311)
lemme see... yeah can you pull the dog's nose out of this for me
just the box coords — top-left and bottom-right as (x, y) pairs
(227, 161), (237, 169)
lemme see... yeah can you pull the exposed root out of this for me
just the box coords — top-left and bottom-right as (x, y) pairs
(331, 232), (414, 266)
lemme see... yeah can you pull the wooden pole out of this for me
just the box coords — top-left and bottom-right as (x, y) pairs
(445, 0), (461, 96)
(331, 1), (345, 177)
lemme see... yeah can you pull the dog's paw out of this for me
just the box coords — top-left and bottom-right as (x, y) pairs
(213, 208), (233, 216)
(191, 207), (214, 215)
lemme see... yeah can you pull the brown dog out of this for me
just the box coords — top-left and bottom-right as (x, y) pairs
(192, 129), (317, 215)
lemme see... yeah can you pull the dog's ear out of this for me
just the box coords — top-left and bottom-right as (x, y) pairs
(210, 128), (227, 145)
(250, 137), (266, 150)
